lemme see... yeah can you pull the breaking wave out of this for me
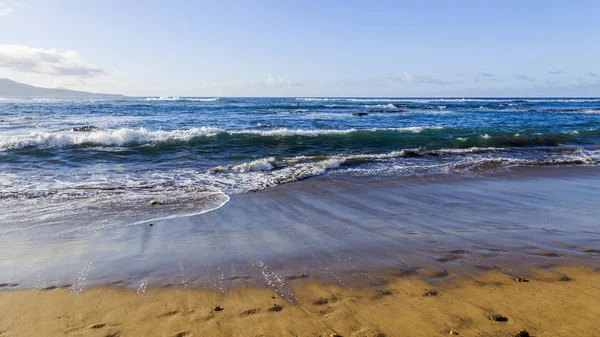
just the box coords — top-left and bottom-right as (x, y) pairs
(144, 96), (219, 102)
(0, 126), (445, 150)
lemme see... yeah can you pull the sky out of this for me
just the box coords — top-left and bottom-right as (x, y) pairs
(0, 0), (599, 97)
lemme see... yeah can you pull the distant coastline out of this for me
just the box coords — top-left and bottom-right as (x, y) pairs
(0, 78), (126, 99)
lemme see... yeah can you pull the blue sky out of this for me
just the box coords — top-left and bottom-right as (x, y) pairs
(1, 0), (599, 96)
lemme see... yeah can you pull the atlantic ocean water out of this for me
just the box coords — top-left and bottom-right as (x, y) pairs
(1, 97), (599, 232)
(1, 97), (599, 289)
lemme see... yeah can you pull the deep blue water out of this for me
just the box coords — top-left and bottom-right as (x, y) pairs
(0, 97), (599, 232)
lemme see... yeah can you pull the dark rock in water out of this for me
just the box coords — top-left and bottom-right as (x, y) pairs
(433, 270), (449, 278)
(424, 290), (438, 297)
(514, 331), (530, 337)
(150, 200), (162, 206)
(475, 265), (498, 271)
(514, 277), (529, 283)
(559, 275), (572, 282)
(72, 125), (102, 132)
(41, 285), (57, 291)
(436, 255), (461, 263)
(447, 249), (469, 254)
(375, 289), (392, 297)
(539, 252), (562, 257)
(352, 112), (368, 116)
(396, 267), (418, 277)
(489, 314), (508, 322)
(285, 272), (308, 280)
(213, 306), (223, 312)
(148, 223), (153, 227)
(270, 304), (283, 312)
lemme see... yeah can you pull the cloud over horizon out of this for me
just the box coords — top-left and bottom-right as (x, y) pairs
(265, 74), (302, 88)
(0, 7), (13, 18)
(0, 44), (105, 77)
(514, 73), (536, 82)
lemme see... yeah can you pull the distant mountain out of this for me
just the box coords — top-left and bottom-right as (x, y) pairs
(0, 78), (126, 98)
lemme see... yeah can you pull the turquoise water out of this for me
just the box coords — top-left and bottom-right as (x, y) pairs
(0, 97), (599, 231)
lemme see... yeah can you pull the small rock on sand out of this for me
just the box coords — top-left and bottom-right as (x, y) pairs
(213, 306), (223, 312)
(514, 331), (530, 337)
(270, 304), (283, 312)
(424, 290), (438, 297)
(489, 314), (508, 322)
(514, 277), (529, 283)
(449, 330), (459, 335)
(559, 275), (572, 282)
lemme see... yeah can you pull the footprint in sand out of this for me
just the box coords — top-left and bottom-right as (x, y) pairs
(157, 310), (179, 318)
(241, 308), (260, 316)
(312, 298), (329, 306)
(270, 304), (283, 312)
(374, 290), (392, 299)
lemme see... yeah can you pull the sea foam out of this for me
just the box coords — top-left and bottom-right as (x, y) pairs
(0, 126), (444, 150)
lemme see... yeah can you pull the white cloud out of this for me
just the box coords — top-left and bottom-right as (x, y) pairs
(403, 70), (450, 85)
(0, 7), (13, 18)
(0, 44), (105, 77)
(514, 73), (535, 82)
(265, 74), (302, 87)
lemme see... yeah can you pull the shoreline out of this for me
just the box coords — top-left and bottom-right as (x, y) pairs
(1, 265), (599, 337)
(1, 165), (600, 291)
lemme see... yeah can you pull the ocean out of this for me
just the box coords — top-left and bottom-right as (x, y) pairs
(1, 97), (599, 289)
(1, 97), (599, 233)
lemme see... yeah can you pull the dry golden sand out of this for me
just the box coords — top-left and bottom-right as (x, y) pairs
(1, 266), (599, 337)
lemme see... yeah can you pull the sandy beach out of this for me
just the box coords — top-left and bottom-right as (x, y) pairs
(1, 167), (600, 336)
(2, 0), (600, 335)
(1, 265), (599, 337)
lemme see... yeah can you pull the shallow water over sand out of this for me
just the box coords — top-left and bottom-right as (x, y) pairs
(1, 166), (599, 294)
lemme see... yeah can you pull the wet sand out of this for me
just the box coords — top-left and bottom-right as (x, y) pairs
(3, 166), (600, 290)
(1, 265), (599, 337)
(2, 166), (600, 336)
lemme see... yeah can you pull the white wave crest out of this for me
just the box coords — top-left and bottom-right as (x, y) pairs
(297, 97), (600, 103)
(230, 126), (442, 137)
(0, 126), (445, 150)
(366, 104), (397, 109)
(0, 127), (223, 150)
(215, 157), (277, 173)
(144, 96), (219, 102)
